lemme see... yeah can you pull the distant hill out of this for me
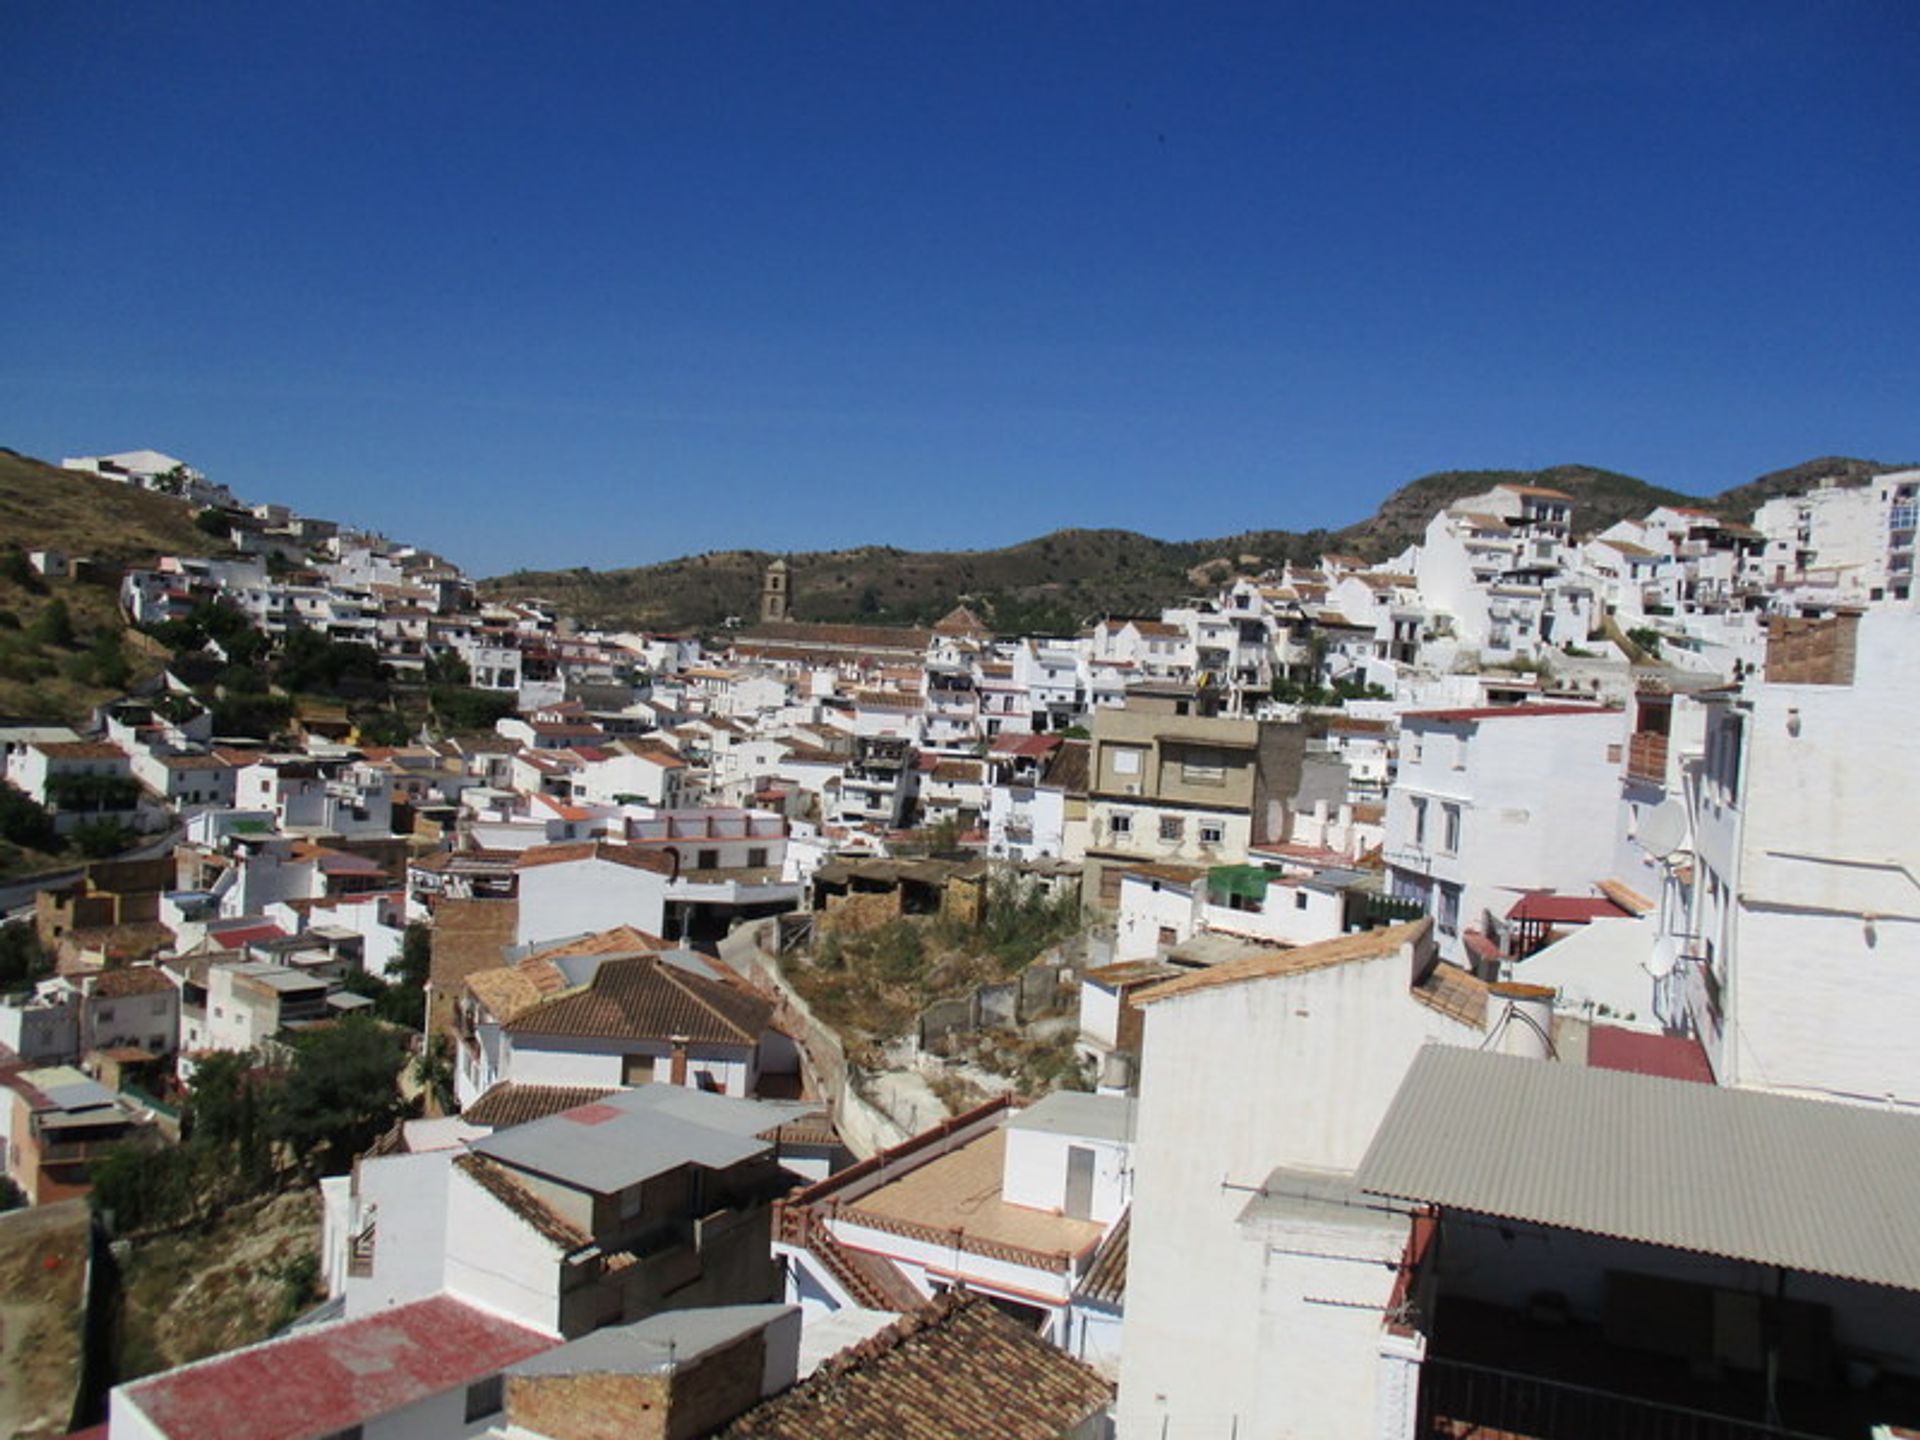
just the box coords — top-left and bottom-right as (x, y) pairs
(0, 448), (213, 564)
(0, 449), (207, 724)
(486, 456), (1907, 633)
(1705, 456), (1911, 523)
(1329, 465), (1696, 562)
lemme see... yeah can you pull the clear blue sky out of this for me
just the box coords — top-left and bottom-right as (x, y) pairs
(4, 3), (1916, 575)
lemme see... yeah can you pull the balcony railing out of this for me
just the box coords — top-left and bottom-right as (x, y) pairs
(1421, 1359), (1829, 1440)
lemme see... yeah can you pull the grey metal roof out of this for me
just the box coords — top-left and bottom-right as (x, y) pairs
(1355, 1046), (1920, 1292)
(509, 1304), (794, 1377)
(1006, 1090), (1136, 1145)
(1237, 1165), (1412, 1234)
(470, 1085), (816, 1194)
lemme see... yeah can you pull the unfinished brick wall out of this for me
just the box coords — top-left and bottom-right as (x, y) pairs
(1766, 613), (1859, 685)
(503, 1328), (768, 1440)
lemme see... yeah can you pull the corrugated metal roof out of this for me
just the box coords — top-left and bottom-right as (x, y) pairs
(1355, 1047), (1920, 1292)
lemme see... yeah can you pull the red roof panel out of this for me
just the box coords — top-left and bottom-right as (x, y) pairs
(1506, 892), (1632, 925)
(121, 1294), (552, 1440)
(1588, 1025), (1714, 1085)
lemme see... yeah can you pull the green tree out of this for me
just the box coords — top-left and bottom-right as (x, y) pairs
(89, 1141), (196, 1231)
(186, 1049), (278, 1192)
(2, 547), (43, 593)
(274, 1017), (410, 1176)
(411, 1033), (456, 1115)
(0, 921), (52, 990)
(0, 1175), (25, 1212)
(194, 507), (233, 538)
(70, 820), (135, 858)
(0, 784), (57, 849)
(422, 650), (471, 687)
(86, 627), (132, 690)
(29, 599), (76, 648)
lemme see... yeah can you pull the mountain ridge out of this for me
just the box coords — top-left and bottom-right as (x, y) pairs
(481, 457), (1911, 633)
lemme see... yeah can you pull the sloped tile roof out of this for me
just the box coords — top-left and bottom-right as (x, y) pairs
(462, 1083), (616, 1129)
(505, 954), (772, 1045)
(89, 966), (177, 999)
(1136, 919), (1430, 1006)
(1076, 1207), (1130, 1309)
(721, 1290), (1110, 1440)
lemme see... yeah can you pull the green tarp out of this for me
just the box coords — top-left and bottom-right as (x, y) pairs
(1208, 864), (1271, 901)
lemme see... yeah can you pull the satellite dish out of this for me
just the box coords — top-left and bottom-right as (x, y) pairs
(1646, 932), (1679, 978)
(1638, 800), (1687, 861)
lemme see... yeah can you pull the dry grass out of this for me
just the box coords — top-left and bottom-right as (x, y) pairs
(113, 1188), (323, 1384)
(0, 1199), (92, 1440)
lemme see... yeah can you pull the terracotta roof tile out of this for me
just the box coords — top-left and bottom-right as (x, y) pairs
(721, 1290), (1110, 1440)
(1077, 1207), (1130, 1308)
(89, 966), (176, 999)
(1137, 919), (1431, 1006)
(512, 841), (675, 875)
(1409, 959), (1490, 1031)
(505, 954), (771, 1045)
(462, 1083), (616, 1129)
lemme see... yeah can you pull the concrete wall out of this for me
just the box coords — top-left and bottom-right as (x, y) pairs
(1116, 931), (1481, 1439)
(1002, 1125), (1130, 1225)
(444, 1164), (565, 1335)
(346, 1152), (452, 1318)
(1705, 612), (1920, 1106)
(516, 860), (667, 948)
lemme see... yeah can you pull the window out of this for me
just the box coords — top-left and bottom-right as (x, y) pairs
(1294, 891), (1309, 911)
(1411, 797), (1427, 846)
(464, 1376), (505, 1423)
(1181, 748), (1227, 786)
(1442, 804), (1461, 855)
(623, 1053), (656, 1085)
(697, 848), (720, 870)
(746, 847), (768, 869)
(620, 1185), (644, 1220)
(1110, 812), (1132, 837)
(1199, 820), (1224, 846)
(1112, 748), (1142, 776)
(1158, 814), (1183, 843)
(1437, 883), (1461, 937)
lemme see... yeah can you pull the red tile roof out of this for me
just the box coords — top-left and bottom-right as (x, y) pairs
(461, 1083), (616, 1129)
(721, 1290), (1110, 1440)
(89, 966), (176, 999)
(989, 733), (1060, 759)
(505, 954), (771, 1045)
(512, 841), (674, 875)
(1506, 892), (1632, 925)
(119, 1294), (552, 1440)
(1588, 1025), (1714, 1085)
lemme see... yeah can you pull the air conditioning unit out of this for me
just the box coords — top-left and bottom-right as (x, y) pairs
(1123, 782), (1141, 796)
